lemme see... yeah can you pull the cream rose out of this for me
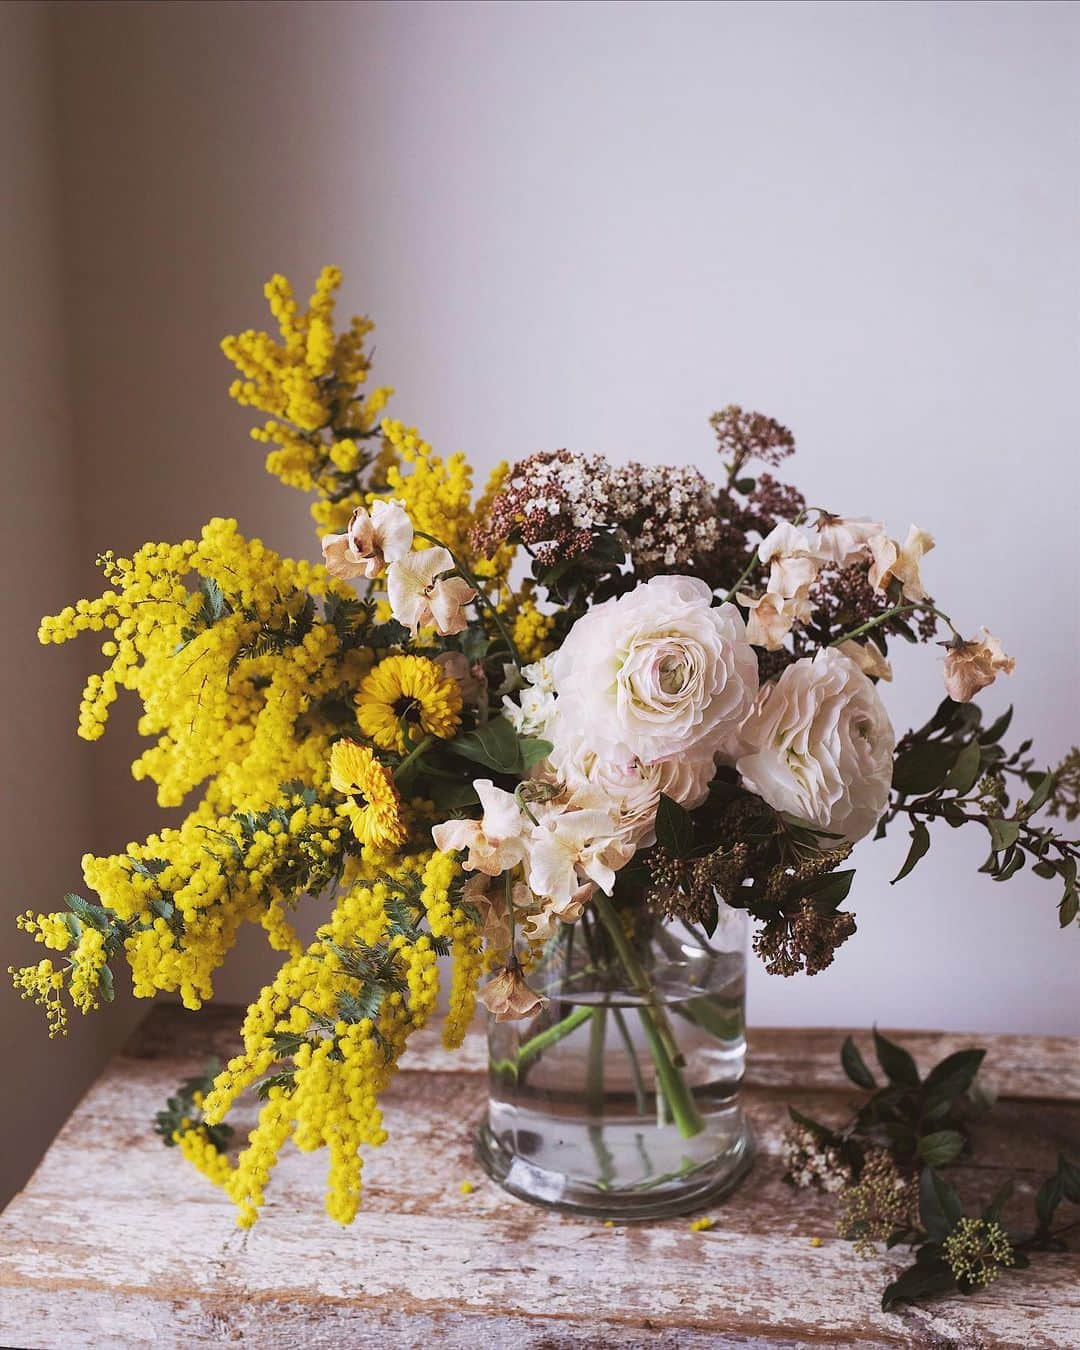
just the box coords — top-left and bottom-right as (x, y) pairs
(736, 647), (895, 842)
(549, 575), (758, 764)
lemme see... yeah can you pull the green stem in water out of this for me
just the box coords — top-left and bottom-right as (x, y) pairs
(612, 1006), (649, 1117)
(585, 1006), (615, 1184)
(592, 895), (705, 1139)
(489, 1005), (595, 1080)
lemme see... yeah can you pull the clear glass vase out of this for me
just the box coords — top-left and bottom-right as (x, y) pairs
(475, 894), (754, 1219)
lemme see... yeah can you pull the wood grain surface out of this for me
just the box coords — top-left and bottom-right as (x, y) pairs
(0, 1005), (1077, 1349)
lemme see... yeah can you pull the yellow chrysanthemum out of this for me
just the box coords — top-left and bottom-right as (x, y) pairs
(329, 741), (406, 850)
(355, 655), (462, 754)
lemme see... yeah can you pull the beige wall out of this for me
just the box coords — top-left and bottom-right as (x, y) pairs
(0, 4), (143, 1210)
(3, 0), (1078, 1205)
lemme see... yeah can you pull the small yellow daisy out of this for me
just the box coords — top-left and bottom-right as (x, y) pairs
(355, 654), (463, 754)
(329, 740), (407, 850)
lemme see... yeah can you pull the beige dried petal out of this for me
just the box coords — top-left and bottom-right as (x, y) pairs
(478, 964), (548, 1023)
(943, 629), (1015, 703)
(836, 638), (892, 682)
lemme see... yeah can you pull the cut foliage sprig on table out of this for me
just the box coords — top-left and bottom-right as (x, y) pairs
(782, 1029), (1080, 1311)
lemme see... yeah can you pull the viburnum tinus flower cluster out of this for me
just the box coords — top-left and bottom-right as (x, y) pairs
(11, 268), (1078, 1228)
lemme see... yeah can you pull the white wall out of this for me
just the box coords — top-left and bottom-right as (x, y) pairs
(4, 3), (1075, 1206)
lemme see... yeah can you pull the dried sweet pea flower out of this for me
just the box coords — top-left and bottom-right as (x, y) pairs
(478, 961), (548, 1022)
(867, 525), (934, 601)
(943, 629), (1015, 703)
(321, 499), (413, 580)
(387, 545), (476, 635)
(737, 589), (812, 651)
(835, 638), (892, 682)
(758, 521), (827, 599)
(431, 779), (528, 876)
(815, 514), (884, 567)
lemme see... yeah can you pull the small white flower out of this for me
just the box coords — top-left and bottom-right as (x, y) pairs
(501, 657), (558, 736)
(431, 780), (527, 875)
(321, 499), (414, 580)
(387, 545), (477, 635)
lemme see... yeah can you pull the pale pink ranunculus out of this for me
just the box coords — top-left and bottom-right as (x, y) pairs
(942, 629), (1015, 703)
(736, 646), (895, 843)
(321, 499), (414, 580)
(387, 545), (477, 635)
(867, 525), (934, 602)
(546, 720), (716, 853)
(431, 780), (526, 875)
(549, 575), (758, 765)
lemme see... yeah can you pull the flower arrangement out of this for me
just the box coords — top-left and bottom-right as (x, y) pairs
(11, 267), (1078, 1228)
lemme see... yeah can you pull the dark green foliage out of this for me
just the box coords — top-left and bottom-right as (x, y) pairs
(784, 1028), (1078, 1314)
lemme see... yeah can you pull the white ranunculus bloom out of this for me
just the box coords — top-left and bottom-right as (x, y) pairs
(736, 647), (895, 843)
(549, 576), (759, 765)
(547, 719), (716, 852)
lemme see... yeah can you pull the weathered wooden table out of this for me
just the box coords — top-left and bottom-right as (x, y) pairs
(1, 1006), (1077, 1348)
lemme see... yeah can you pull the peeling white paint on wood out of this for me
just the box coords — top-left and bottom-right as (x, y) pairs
(1, 1006), (1077, 1348)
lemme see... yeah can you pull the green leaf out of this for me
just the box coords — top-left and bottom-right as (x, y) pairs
(986, 818), (1020, 853)
(97, 962), (115, 1004)
(922, 1048), (985, 1108)
(447, 717), (522, 774)
(1058, 1153), (1080, 1204)
(978, 706), (1013, 745)
(1022, 772), (1054, 817)
(655, 794), (694, 858)
(892, 742), (958, 795)
(873, 1028), (920, 1087)
(1035, 1173), (1065, 1229)
(518, 737), (553, 769)
(944, 740), (982, 795)
(841, 1035), (877, 1090)
(1060, 888), (1079, 928)
(882, 1257), (956, 1311)
(734, 476), (756, 493)
(800, 868), (855, 910)
(892, 821), (931, 884)
(919, 1167), (964, 1241)
(916, 1130), (965, 1167)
